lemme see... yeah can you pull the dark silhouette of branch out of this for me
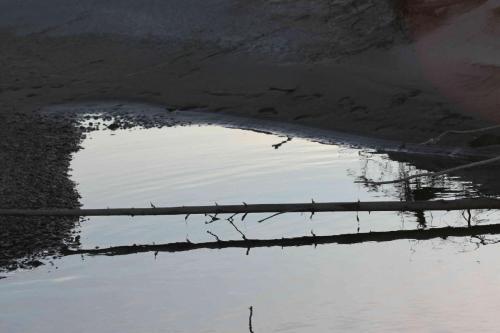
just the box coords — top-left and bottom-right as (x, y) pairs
(228, 220), (248, 240)
(248, 306), (255, 333)
(462, 209), (472, 227)
(205, 214), (220, 224)
(272, 137), (292, 149)
(310, 199), (316, 219)
(206, 230), (221, 242)
(257, 212), (284, 223)
(62, 222), (500, 257)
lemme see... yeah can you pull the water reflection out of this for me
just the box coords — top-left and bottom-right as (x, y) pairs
(62, 221), (500, 257)
(354, 149), (486, 229)
(354, 150), (476, 200)
(67, 118), (500, 251)
(3, 119), (500, 332)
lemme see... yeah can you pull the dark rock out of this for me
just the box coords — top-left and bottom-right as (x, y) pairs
(107, 122), (120, 130)
(25, 260), (44, 268)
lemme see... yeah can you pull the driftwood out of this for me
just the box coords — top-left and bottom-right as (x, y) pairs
(2, 199), (500, 217)
(362, 155), (500, 185)
(61, 222), (500, 257)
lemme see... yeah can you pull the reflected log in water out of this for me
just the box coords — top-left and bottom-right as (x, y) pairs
(62, 222), (500, 257)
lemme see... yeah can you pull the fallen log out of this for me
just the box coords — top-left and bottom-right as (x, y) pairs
(62, 222), (500, 256)
(1, 199), (500, 217)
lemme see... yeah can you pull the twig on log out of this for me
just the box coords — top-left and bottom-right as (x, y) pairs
(420, 125), (500, 145)
(360, 155), (500, 185)
(242, 202), (249, 221)
(310, 199), (316, 219)
(257, 212), (284, 223)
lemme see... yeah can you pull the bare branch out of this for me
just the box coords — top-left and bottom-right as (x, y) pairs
(257, 212), (284, 223)
(272, 136), (292, 149)
(420, 125), (500, 145)
(206, 230), (221, 242)
(228, 220), (248, 240)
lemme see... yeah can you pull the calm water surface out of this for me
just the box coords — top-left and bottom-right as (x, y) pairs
(1, 123), (500, 332)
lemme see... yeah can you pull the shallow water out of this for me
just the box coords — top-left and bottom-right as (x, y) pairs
(2, 122), (500, 332)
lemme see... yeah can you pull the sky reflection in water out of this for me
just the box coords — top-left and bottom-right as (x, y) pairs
(1, 124), (500, 333)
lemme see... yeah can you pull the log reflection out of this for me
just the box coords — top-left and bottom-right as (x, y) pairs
(62, 222), (500, 257)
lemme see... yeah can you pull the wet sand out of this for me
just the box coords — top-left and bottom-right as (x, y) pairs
(1, 0), (500, 141)
(0, 31), (494, 144)
(2, 0), (500, 142)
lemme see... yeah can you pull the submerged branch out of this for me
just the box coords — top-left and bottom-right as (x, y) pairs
(61, 222), (500, 257)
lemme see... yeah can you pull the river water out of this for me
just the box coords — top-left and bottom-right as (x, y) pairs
(1, 120), (500, 332)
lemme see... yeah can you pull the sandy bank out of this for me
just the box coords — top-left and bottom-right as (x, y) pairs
(0, 31), (495, 145)
(0, 0), (500, 141)
(0, 0), (499, 144)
